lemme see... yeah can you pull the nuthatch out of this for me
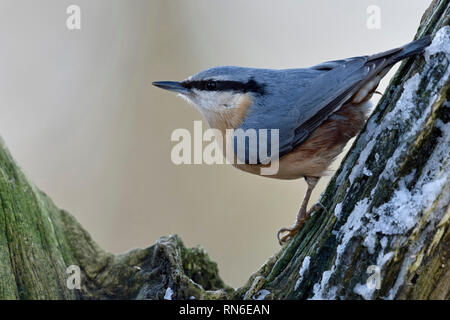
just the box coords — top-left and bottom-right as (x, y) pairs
(153, 36), (431, 245)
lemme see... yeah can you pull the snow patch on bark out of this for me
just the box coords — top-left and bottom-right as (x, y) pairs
(164, 287), (174, 300)
(252, 289), (271, 300)
(311, 27), (450, 300)
(295, 256), (311, 290)
(310, 267), (338, 300)
(334, 202), (343, 220)
(425, 26), (450, 61)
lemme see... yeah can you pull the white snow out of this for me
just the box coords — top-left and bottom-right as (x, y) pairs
(424, 26), (450, 61)
(363, 167), (373, 177)
(294, 256), (311, 290)
(252, 289), (271, 300)
(353, 283), (373, 300)
(310, 27), (450, 300)
(334, 202), (343, 220)
(310, 267), (338, 300)
(380, 237), (388, 249)
(403, 169), (416, 185)
(349, 139), (376, 184)
(309, 197), (370, 298)
(385, 74), (421, 124)
(164, 287), (174, 300)
(354, 245), (394, 300)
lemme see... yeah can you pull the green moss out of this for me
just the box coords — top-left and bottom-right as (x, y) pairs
(180, 244), (231, 293)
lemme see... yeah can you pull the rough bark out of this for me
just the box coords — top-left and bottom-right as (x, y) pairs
(0, 0), (448, 300)
(236, 0), (450, 300)
(0, 138), (232, 299)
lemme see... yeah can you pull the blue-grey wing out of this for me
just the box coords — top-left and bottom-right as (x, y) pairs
(234, 36), (430, 164)
(234, 56), (371, 164)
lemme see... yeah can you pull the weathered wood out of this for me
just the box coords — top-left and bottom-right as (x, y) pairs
(0, 0), (448, 300)
(236, 0), (450, 300)
(0, 137), (231, 299)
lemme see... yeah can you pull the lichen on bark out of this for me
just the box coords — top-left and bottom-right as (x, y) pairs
(235, 0), (450, 300)
(0, 141), (231, 299)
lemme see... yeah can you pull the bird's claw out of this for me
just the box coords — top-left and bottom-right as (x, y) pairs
(277, 202), (328, 245)
(277, 228), (294, 245)
(277, 220), (305, 245)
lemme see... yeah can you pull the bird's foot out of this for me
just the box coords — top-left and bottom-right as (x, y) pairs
(277, 203), (327, 245)
(277, 219), (307, 245)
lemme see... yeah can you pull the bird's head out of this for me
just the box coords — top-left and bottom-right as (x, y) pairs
(153, 66), (267, 125)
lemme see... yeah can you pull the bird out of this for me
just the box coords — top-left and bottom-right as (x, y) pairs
(153, 36), (431, 245)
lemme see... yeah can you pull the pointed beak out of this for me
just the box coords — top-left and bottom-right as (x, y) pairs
(152, 81), (189, 94)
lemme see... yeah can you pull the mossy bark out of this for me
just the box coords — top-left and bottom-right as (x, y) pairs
(0, 139), (232, 299)
(0, 0), (448, 300)
(236, 0), (450, 300)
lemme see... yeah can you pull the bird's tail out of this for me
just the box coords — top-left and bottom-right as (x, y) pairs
(392, 35), (432, 63)
(368, 35), (432, 66)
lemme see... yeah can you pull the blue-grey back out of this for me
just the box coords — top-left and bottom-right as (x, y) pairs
(190, 36), (431, 164)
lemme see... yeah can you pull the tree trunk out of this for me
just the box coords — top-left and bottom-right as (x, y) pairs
(0, 0), (448, 300)
(236, 0), (450, 300)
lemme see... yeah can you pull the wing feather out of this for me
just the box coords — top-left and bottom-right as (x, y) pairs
(234, 37), (430, 164)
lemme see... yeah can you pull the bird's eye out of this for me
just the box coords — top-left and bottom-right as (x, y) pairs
(205, 81), (217, 91)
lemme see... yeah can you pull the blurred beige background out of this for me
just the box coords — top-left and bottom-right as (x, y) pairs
(0, 0), (430, 287)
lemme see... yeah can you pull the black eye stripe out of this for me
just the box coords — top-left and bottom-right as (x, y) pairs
(181, 79), (265, 95)
(206, 81), (216, 90)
